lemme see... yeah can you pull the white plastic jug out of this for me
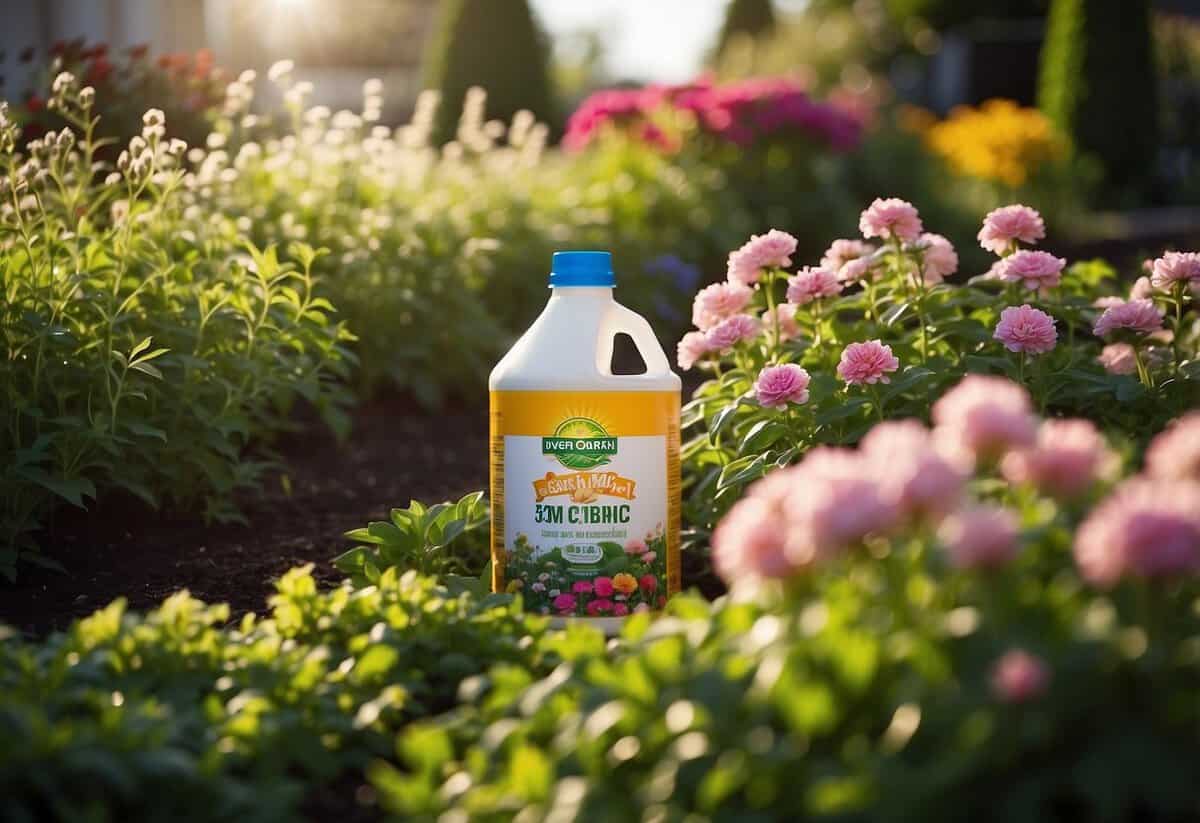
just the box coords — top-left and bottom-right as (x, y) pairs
(489, 251), (682, 628)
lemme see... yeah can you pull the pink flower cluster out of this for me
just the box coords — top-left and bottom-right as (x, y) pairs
(761, 303), (801, 342)
(786, 266), (842, 304)
(990, 649), (1051, 703)
(931, 375), (1037, 466)
(728, 230), (797, 285)
(978, 205), (1045, 255)
(859, 197), (923, 243)
(995, 250), (1066, 291)
(918, 233), (959, 284)
(1001, 418), (1116, 499)
(564, 76), (866, 153)
(1093, 299), (1164, 338)
(1150, 251), (1200, 290)
(692, 281), (752, 330)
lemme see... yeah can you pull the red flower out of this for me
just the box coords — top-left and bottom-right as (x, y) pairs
(128, 43), (149, 60)
(50, 41), (67, 57)
(86, 56), (113, 86)
(586, 598), (614, 616)
(25, 95), (45, 114)
(639, 574), (657, 594)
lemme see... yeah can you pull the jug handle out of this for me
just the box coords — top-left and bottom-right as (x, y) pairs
(597, 302), (673, 377)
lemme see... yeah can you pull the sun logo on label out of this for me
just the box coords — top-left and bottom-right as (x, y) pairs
(542, 416), (618, 470)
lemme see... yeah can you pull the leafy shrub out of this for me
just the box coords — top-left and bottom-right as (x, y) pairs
(1039, 0), (1160, 200)
(423, 0), (557, 143)
(674, 199), (1198, 574)
(0, 563), (550, 822)
(0, 78), (353, 574)
(370, 380), (1200, 822)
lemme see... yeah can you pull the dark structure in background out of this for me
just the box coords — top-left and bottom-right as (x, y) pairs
(423, 0), (556, 142)
(715, 0), (778, 58)
(1039, 0), (1160, 201)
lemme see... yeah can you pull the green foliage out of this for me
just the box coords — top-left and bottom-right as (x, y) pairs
(423, 0), (557, 144)
(0, 80), (352, 575)
(1038, 0), (1160, 200)
(334, 491), (491, 586)
(715, 0), (778, 56)
(0, 564), (551, 822)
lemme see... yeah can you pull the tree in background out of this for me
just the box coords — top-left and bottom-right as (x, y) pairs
(715, 0), (778, 57)
(1038, 0), (1159, 200)
(423, 0), (556, 143)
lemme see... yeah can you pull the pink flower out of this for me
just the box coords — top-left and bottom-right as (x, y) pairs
(1093, 298), (1164, 338)
(587, 598), (614, 615)
(1130, 276), (1154, 300)
(754, 363), (811, 409)
(726, 229), (798, 285)
(1097, 343), (1137, 375)
(1150, 251), (1200, 290)
(1144, 413), (1200, 481)
(860, 420), (966, 522)
(837, 339), (899, 385)
(572, 580), (594, 594)
(917, 233), (958, 283)
(592, 577), (614, 597)
(938, 505), (1020, 569)
(642, 551), (656, 563)
(713, 448), (897, 582)
(633, 603), (650, 614)
(639, 574), (657, 593)
(704, 314), (760, 353)
(692, 281), (753, 330)
(931, 375), (1037, 465)
(612, 603), (630, 616)
(1002, 419), (1117, 499)
(786, 266), (843, 304)
(676, 331), (711, 371)
(837, 255), (879, 284)
(761, 303), (801, 342)
(995, 250), (1066, 291)
(553, 593), (577, 612)
(1093, 296), (1126, 309)
(859, 197), (923, 242)
(990, 649), (1050, 703)
(1074, 478), (1200, 587)
(624, 538), (647, 555)
(993, 304), (1057, 355)
(978, 205), (1045, 255)
(821, 238), (875, 271)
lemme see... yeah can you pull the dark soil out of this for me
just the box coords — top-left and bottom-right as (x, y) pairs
(0, 396), (490, 637)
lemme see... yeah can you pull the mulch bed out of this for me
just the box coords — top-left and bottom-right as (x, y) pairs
(0, 395), (489, 637)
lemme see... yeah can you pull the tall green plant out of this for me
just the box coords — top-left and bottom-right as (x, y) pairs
(1038, 0), (1159, 199)
(423, 0), (556, 143)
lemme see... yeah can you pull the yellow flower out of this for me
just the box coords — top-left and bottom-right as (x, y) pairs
(611, 573), (638, 596)
(924, 99), (1066, 187)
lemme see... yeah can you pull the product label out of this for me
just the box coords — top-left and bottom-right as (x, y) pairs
(490, 390), (680, 618)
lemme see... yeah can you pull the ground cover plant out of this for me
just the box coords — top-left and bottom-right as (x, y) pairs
(0, 74), (353, 575)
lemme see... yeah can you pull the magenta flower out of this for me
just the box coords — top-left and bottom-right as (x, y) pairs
(586, 598), (614, 616)
(917, 233), (958, 284)
(860, 420), (965, 522)
(1150, 251), (1200, 290)
(593, 577), (614, 597)
(676, 331), (711, 371)
(553, 593), (577, 612)
(821, 238), (875, 271)
(1144, 412), (1200, 481)
(1097, 343), (1137, 375)
(995, 250), (1066, 291)
(859, 197), (923, 242)
(691, 281), (753, 330)
(837, 339), (899, 385)
(612, 603), (629, 616)
(1093, 298), (1164, 338)
(786, 266), (843, 304)
(977, 204), (1045, 255)
(931, 375), (1037, 465)
(704, 314), (760, 353)
(754, 363), (811, 409)
(1074, 478), (1200, 587)
(1001, 419), (1117, 499)
(761, 303), (801, 342)
(993, 304), (1057, 354)
(938, 505), (1020, 570)
(572, 580), (594, 594)
(990, 649), (1050, 704)
(726, 229), (797, 285)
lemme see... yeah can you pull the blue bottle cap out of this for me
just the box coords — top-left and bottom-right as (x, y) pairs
(549, 251), (615, 287)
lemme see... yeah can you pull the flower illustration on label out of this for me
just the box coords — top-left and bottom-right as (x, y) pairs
(542, 416), (617, 470)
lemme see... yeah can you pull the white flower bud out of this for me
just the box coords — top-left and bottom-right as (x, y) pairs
(52, 71), (76, 95)
(142, 108), (165, 127)
(267, 60), (294, 82)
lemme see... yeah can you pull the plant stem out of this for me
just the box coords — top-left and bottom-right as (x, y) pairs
(765, 269), (780, 362)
